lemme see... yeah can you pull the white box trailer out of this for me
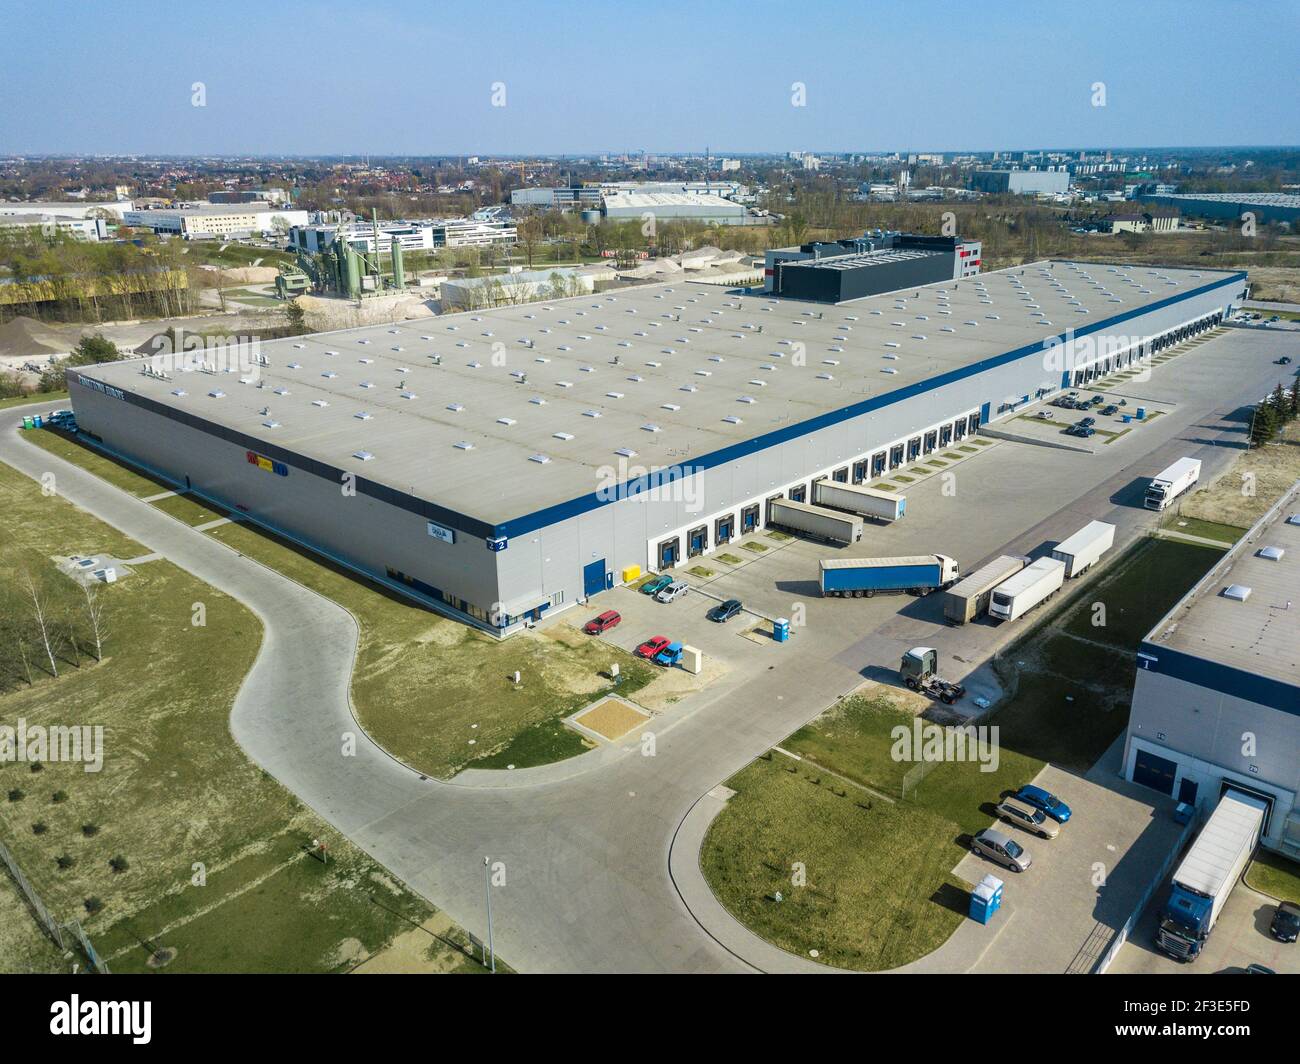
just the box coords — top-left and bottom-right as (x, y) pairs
(1145, 457), (1201, 511)
(988, 557), (1066, 621)
(812, 480), (906, 522)
(768, 499), (863, 545)
(1050, 520), (1116, 578)
(1157, 790), (1267, 961)
(943, 554), (1029, 624)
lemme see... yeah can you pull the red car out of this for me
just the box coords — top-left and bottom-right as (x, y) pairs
(635, 635), (671, 659)
(583, 610), (621, 635)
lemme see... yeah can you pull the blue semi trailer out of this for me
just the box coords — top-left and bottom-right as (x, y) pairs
(820, 554), (960, 597)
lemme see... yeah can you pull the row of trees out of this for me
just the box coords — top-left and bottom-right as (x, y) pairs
(1249, 378), (1300, 447)
(0, 229), (199, 324)
(0, 554), (110, 693)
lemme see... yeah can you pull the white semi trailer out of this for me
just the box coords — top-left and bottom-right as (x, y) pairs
(988, 557), (1066, 621)
(768, 499), (864, 545)
(1050, 520), (1116, 578)
(812, 480), (906, 523)
(1145, 457), (1202, 511)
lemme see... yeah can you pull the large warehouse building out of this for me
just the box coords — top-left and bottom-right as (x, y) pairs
(1123, 488), (1300, 859)
(971, 169), (1070, 196)
(764, 233), (982, 301)
(67, 259), (1244, 635)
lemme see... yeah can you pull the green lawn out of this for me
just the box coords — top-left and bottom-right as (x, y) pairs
(1162, 515), (1247, 546)
(1246, 849), (1300, 904)
(1, 391), (68, 412)
(0, 459), (469, 974)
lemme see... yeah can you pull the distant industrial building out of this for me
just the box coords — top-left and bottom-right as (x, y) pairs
(971, 169), (1070, 196)
(1123, 488), (1300, 860)
(511, 180), (749, 216)
(601, 191), (748, 225)
(0, 214), (109, 241)
(289, 218), (516, 256)
(439, 265), (614, 310)
(763, 232), (981, 302)
(1134, 191), (1300, 226)
(123, 204), (309, 238)
(68, 259), (1241, 636)
(210, 189), (291, 206)
(1105, 210), (1180, 235)
(0, 199), (133, 220)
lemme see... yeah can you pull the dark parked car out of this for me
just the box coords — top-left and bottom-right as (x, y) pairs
(707, 599), (743, 622)
(1270, 901), (1300, 943)
(583, 610), (621, 635)
(1079, 416), (1096, 427)
(1100, 404), (1119, 416)
(1276, 356), (1293, 365)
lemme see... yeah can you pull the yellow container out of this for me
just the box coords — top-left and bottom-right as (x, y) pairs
(621, 564), (641, 584)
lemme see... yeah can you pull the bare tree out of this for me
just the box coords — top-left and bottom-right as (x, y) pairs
(80, 580), (109, 662)
(17, 564), (59, 678)
(0, 582), (35, 687)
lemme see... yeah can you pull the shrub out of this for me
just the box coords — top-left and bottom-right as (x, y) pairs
(31, 822), (47, 835)
(28, 761), (43, 774)
(55, 854), (76, 870)
(109, 854), (130, 873)
(81, 823), (99, 838)
(84, 897), (103, 914)
(51, 790), (68, 803)
(7, 789), (25, 802)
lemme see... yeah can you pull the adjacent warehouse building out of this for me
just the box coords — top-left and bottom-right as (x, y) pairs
(601, 191), (748, 225)
(971, 169), (1070, 196)
(67, 259), (1244, 635)
(1133, 191), (1300, 226)
(1123, 488), (1300, 859)
(764, 233), (981, 301)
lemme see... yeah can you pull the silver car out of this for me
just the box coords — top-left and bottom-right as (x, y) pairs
(655, 580), (689, 603)
(971, 827), (1032, 872)
(996, 796), (1061, 839)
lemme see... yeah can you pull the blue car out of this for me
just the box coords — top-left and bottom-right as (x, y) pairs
(1015, 784), (1072, 823)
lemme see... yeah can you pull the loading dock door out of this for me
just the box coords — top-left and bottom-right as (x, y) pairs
(979, 402), (990, 427)
(583, 559), (608, 598)
(657, 538), (679, 570)
(715, 514), (735, 544)
(1132, 748), (1177, 796)
(687, 525), (708, 558)
(741, 503), (759, 532)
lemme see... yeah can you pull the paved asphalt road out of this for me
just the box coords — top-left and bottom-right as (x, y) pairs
(2, 326), (1294, 973)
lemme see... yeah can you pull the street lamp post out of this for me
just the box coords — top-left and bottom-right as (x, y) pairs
(483, 856), (496, 973)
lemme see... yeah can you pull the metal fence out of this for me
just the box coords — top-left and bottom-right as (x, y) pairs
(0, 835), (109, 973)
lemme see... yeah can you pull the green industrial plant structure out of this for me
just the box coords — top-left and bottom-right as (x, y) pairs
(276, 209), (407, 300)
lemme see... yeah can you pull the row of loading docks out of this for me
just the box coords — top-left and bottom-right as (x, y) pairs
(1067, 311), (1223, 387)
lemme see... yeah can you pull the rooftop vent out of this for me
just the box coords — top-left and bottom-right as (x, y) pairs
(1223, 584), (1252, 602)
(528, 454), (550, 464)
(352, 450), (374, 461)
(171, 388), (186, 397)
(208, 389), (225, 398)
(354, 412), (372, 420)
(453, 441), (473, 451)
(1257, 546), (1285, 561)
(312, 400), (329, 408)
(615, 447), (637, 458)
(447, 402), (464, 412)
(552, 432), (574, 441)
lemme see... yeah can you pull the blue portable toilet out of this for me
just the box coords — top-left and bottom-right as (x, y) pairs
(773, 618), (790, 643)
(969, 873), (1004, 924)
(1136, 407), (1146, 420)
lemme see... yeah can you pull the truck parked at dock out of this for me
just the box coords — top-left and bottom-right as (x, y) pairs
(988, 557), (1065, 621)
(769, 499), (863, 546)
(943, 554), (1029, 624)
(1050, 520), (1116, 578)
(812, 480), (906, 523)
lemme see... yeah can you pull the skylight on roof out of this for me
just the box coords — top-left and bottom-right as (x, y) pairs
(1223, 584), (1252, 601)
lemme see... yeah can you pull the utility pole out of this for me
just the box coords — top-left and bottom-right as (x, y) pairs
(482, 856), (496, 973)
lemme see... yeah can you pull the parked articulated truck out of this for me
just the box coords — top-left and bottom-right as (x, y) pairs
(943, 554), (1029, 624)
(769, 499), (863, 546)
(988, 557), (1065, 621)
(812, 480), (907, 523)
(1157, 790), (1267, 961)
(820, 554), (960, 598)
(1145, 457), (1202, 511)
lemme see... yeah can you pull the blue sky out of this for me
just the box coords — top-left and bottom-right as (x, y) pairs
(1, 0), (1296, 155)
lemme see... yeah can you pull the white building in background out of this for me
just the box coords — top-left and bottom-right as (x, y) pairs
(122, 204), (309, 238)
(288, 218), (517, 256)
(0, 199), (134, 220)
(0, 214), (109, 241)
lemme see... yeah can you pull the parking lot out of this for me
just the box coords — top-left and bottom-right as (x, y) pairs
(995, 388), (1178, 449)
(945, 741), (1186, 973)
(1109, 875), (1300, 975)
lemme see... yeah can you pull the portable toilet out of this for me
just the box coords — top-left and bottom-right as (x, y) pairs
(32, 415), (42, 428)
(21, 416), (33, 429)
(969, 873), (1004, 924)
(773, 618), (790, 643)
(1136, 406), (1146, 420)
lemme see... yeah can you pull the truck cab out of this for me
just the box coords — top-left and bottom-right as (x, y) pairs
(1157, 887), (1213, 959)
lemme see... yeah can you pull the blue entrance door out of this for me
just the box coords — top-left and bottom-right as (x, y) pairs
(583, 559), (607, 597)
(1177, 777), (1199, 806)
(1133, 749), (1177, 796)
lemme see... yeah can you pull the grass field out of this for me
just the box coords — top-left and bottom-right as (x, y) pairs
(21, 427), (659, 779)
(1175, 418), (1300, 529)
(0, 391), (68, 412)
(0, 459), (489, 974)
(701, 535), (1230, 971)
(1246, 850), (1300, 905)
